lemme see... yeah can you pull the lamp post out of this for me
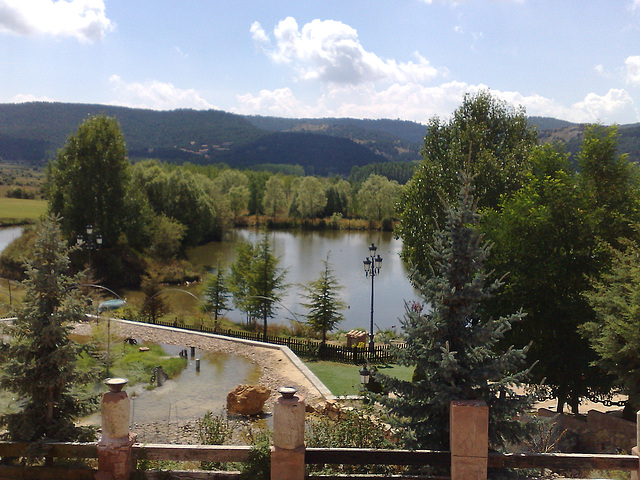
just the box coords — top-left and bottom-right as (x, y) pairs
(76, 224), (103, 266)
(359, 365), (370, 387)
(363, 243), (383, 353)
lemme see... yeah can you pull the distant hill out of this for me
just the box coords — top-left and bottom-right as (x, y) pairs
(0, 102), (425, 175)
(1, 102), (639, 176)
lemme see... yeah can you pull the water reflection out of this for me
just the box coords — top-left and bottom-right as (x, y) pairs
(188, 228), (419, 332)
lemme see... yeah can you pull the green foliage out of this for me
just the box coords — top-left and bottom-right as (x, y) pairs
(132, 164), (223, 246)
(300, 255), (346, 345)
(240, 426), (271, 480)
(46, 115), (147, 250)
(376, 178), (532, 451)
(350, 161), (417, 185)
(0, 215), (95, 442)
(227, 236), (287, 338)
(306, 407), (397, 475)
(356, 174), (402, 222)
(140, 274), (170, 324)
(203, 262), (231, 321)
(483, 145), (607, 413)
(295, 176), (327, 218)
(262, 175), (287, 218)
(577, 124), (640, 249)
(197, 411), (235, 470)
(581, 238), (640, 419)
(397, 91), (537, 277)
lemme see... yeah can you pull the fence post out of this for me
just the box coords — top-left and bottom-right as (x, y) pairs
(97, 378), (136, 480)
(450, 400), (488, 480)
(632, 409), (640, 480)
(271, 386), (306, 480)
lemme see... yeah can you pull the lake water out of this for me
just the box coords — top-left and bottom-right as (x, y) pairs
(188, 228), (420, 333)
(0, 226), (23, 252)
(0, 225), (421, 334)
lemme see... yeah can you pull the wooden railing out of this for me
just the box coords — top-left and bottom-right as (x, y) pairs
(0, 441), (637, 480)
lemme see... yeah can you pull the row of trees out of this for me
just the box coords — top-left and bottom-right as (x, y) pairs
(397, 90), (640, 416)
(203, 238), (345, 345)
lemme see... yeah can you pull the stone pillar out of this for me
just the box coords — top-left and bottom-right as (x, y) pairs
(631, 410), (640, 480)
(97, 378), (137, 480)
(450, 399), (488, 480)
(271, 387), (306, 480)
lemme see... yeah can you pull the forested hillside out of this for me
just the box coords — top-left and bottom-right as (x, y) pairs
(0, 102), (423, 175)
(2, 103), (640, 176)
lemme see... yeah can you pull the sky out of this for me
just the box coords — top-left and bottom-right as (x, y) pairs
(2, 1), (640, 126)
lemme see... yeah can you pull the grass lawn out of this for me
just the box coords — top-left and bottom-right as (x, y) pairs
(0, 198), (47, 221)
(304, 360), (414, 396)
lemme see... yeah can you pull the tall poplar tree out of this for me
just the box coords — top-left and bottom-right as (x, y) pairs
(375, 178), (532, 451)
(0, 216), (93, 442)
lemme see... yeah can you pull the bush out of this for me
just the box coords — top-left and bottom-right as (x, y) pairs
(198, 411), (235, 470)
(306, 407), (398, 475)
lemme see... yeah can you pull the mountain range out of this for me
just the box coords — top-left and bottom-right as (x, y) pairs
(1, 102), (639, 176)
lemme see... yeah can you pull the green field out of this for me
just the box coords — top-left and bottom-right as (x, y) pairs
(304, 361), (414, 396)
(0, 198), (47, 222)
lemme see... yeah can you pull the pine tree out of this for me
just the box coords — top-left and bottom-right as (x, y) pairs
(300, 255), (346, 346)
(140, 274), (170, 324)
(375, 178), (532, 450)
(0, 215), (93, 442)
(204, 262), (231, 322)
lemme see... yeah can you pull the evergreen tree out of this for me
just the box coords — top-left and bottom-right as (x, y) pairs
(375, 178), (532, 451)
(245, 235), (287, 341)
(204, 262), (231, 322)
(0, 215), (93, 442)
(228, 236), (287, 339)
(300, 255), (346, 346)
(140, 274), (170, 324)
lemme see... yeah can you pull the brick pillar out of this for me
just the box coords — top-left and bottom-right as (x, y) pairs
(450, 399), (488, 480)
(271, 387), (306, 480)
(97, 378), (137, 480)
(631, 410), (640, 480)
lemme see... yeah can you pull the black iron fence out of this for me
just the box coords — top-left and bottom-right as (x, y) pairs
(132, 318), (402, 364)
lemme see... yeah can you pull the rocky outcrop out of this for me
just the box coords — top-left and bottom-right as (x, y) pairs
(227, 385), (271, 416)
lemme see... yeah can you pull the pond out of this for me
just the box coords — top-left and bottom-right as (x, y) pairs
(83, 341), (260, 427)
(188, 228), (420, 333)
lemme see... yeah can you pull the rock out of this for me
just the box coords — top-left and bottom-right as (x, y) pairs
(227, 385), (271, 416)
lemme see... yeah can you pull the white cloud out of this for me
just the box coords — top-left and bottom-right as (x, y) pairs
(109, 75), (215, 111)
(625, 56), (640, 85)
(10, 93), (54, 103)
(252, 17), (443, 86)
(632, 0), (640, 10)
(0, 0), (112, 42)
(235, 82), (639, 125)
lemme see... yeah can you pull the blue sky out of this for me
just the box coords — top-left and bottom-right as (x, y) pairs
(2, 0), (640, 125)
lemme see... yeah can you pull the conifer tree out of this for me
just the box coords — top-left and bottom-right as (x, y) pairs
(300, 255), (346, 346)
(204, 262), (231, 323)
(140, 274), (170, 324)
(374, 178), (532, 450)
(0, 215), (92, 442)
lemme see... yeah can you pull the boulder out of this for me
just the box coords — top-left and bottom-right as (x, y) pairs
(227, 385), (271, 416)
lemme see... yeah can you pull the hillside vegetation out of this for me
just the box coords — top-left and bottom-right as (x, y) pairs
(0, 102), (425, 175)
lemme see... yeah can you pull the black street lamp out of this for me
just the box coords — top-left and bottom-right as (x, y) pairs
(76, 224), (103, 266)
(363, 243), (383, 353)
(76, 224), (103, 250)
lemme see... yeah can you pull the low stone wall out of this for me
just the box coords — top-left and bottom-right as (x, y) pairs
(538, 408), (636, 453)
